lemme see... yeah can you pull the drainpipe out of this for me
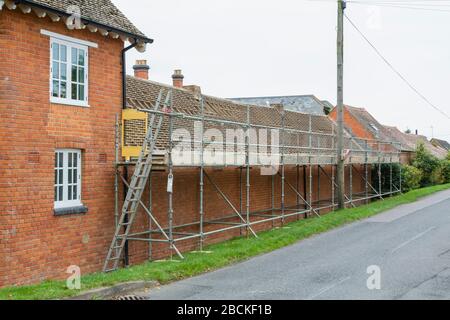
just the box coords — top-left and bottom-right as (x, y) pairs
(121, 42), (137, 267)
(123, 166), (129, 267)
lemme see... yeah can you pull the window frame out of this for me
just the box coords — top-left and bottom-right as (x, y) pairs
(54, 149), (83, 209)
(49, 37), (89, 107)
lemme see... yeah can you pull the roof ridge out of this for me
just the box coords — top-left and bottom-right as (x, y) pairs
(127, 76), (273, 110)
(126, 77), (332, 119)
(344, 105), (365, 111)
(233, 94), (317, 100)
(127, 75), (193, 93)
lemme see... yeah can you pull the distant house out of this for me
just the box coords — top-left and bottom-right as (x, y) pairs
(231, 95), (330, 116)
(402, 134), (448, 159)
(383, 126), (416, 163)
(328, 105), (448, 163)
(384, 127), (447, 160)
(328, 105), (406, 162)
(431, 138), (450, 152)
(329, 105), (391, 141)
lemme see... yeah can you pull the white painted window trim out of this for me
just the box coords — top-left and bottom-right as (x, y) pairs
(54, 149), (83, 209)
(41, 29), (98, 48)
(49, 37), (90, 107)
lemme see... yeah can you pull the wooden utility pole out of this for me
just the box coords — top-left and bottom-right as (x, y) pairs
(337, 0), (346, 209)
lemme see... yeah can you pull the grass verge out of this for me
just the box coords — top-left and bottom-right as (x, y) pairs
(1, 183), (450, 300)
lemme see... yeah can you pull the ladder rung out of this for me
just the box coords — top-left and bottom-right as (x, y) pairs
(120, 222), (131, 226)
(108, 256), (121, 261)
(131, 187), (144, 190)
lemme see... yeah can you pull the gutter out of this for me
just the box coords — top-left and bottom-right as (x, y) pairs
(16, 0), (154, 45)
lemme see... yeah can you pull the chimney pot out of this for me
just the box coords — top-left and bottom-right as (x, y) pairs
(172, 69), (184, 88)
(133, 60), (150, 80)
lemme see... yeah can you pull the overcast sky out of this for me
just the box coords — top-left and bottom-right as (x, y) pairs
(113, 0), (450, 140)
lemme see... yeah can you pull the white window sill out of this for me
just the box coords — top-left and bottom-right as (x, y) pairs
(51, 98), (90, 108)
(54, 201), (83, 210)
(54, 205), (88, 216)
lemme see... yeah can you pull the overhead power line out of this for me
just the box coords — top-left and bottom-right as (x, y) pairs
(348, 0), (450, 3)
(309, 0), (450, 3)
(344, 13), (450, 120)
(306, 0), (450, 12)
(349, 1), (450, 12)
(363, 1), (450, 6)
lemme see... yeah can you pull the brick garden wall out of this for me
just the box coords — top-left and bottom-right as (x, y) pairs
(125, 164), (367, 266)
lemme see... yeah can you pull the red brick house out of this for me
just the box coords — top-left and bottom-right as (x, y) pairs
(0, 0), (151, 287)
(329, 105), (407, 163)
(328, 105), (449, 164)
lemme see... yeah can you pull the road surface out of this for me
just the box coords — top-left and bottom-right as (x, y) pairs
(143, 189), (450, 300)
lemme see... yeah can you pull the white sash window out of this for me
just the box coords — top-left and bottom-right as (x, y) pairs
(54, 149), (82, 209)
(49, 38), (89, 107)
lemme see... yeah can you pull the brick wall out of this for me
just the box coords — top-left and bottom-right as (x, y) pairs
(124, 164), (366, 266)
(329, 107), (375, 141)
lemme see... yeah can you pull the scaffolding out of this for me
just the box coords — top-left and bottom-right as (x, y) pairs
(105, 90), (402, 271)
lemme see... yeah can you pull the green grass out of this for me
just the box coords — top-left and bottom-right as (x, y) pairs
(2, 183), (450, 300)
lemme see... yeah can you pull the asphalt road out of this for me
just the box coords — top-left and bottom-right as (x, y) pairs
(144, 190), (450, 300)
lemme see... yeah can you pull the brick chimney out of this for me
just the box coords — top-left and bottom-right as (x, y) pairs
(172, 69), (184, 88)
(133, 60), (150, 80)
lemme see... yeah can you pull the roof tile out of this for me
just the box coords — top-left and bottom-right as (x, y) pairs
(26, 0), (147, 39)
(126, 76), (336, 153)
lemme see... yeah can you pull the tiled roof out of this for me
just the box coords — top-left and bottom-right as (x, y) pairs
(384, 126), (447, 159)
(341, 105), (447, 159)
(406, 134), (448, 159)
(341, 105), (414, 157)
(125, 77), (336, 151)
(431, 138), (450, 151)
(231, 95), (327, 116)
(383, 126), (415, 152)
(403, 134), (448, 159)
(19, 0), (149, 40)
(345, 106), (396, 144)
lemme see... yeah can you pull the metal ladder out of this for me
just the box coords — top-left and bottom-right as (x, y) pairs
(103, 89), (171, 272)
